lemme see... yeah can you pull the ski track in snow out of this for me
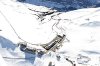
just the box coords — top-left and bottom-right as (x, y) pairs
(0, 0), (100, 66)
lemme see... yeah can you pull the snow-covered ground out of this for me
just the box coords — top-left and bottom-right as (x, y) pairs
(0, 0), (100, 66)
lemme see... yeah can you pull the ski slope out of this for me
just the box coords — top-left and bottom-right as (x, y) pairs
(0, 0), (100, 66)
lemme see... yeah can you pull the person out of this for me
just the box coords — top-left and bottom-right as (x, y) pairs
(48, 61), (55, 66)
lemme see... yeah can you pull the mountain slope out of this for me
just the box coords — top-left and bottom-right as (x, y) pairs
(0, 0), (100, 66)
(18, 0), (100, 11)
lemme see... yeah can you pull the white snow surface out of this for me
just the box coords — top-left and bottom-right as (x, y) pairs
(0, 0), (100, 66)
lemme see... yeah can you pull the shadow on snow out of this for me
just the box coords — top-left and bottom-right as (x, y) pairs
(0, 36), (37, 64)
